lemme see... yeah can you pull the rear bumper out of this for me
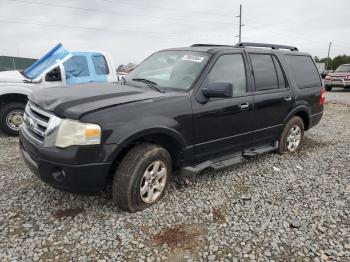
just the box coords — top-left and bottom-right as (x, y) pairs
(19, 129), (115, 194)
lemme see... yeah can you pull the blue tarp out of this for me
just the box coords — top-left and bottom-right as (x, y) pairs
(23, 43), (69, 79)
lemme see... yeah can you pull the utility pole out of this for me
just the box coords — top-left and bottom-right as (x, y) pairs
(326, 41), (332, 70)
(236, 4), (244, 43)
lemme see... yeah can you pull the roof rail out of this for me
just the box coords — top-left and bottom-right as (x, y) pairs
(234, 42), (298, 51)
(191, 44), (234, 48)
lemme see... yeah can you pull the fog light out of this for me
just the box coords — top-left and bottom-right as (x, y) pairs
(52, 167), (66, 182)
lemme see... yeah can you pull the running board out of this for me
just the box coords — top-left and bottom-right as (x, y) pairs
(181, 142), (278, 176)
(242, 142), (278, 157)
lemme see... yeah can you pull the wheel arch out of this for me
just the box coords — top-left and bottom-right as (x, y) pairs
(284, 106), (310, 131)
(106, 127), (187, 180)
(0, 93), (28, 105)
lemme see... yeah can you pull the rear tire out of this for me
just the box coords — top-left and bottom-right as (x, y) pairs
(112, 143), (172, 212)
(0, 102), (26, 136)
(278, 116), (304, 153)
(325, 85), (332, 91)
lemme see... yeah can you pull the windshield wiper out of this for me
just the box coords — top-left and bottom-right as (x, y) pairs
(132, 78), (165, 93)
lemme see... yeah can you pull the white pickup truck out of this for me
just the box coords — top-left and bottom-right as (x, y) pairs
(0, 43), (118, 135)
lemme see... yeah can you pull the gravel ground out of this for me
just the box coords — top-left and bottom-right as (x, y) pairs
(0, 88), (349, 261)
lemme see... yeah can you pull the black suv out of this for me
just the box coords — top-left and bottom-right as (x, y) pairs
(19, 43), (325, 212)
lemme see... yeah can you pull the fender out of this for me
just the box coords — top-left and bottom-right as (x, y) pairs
(283, 105), (311, 124)
(104, 116), (188, 163)
(0, 86), (33, 97)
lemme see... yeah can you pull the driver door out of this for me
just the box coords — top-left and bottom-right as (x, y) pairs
(191, 52), (255, 162)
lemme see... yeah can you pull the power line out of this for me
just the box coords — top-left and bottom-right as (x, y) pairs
(8, 0), (235, 25)
(244, 17), (350, 48)
(101, 0), (233, 17)
(0, 18), (227, 41)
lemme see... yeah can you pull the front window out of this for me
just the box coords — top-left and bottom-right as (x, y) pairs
(125, 50), (210, 91)
(335, 64), (350, 72)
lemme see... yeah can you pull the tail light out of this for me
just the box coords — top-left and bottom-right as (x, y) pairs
(320, 87), (326, 105)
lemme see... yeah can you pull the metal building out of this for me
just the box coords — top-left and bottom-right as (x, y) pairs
(0, 56), (37, 71)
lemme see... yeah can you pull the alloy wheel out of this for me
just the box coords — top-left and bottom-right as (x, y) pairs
(286, 125), (301, 152)
(140, 160), (167, 204)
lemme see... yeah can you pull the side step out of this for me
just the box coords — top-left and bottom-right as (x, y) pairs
(242, 142), (278, 157)
(181, 142), (278, 176)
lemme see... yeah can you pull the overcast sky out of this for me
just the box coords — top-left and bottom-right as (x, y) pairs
(0, 0), (349, 65)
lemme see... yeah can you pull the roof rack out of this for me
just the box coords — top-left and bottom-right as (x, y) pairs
(234, 42), (298, 51)
(191, 44), (234, 48)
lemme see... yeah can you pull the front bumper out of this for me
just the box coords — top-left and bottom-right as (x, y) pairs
(19, 128), (116, 194)
(324, 79), (350, 87)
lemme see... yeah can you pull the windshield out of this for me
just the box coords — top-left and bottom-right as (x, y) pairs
(335, 65), (350, 73)
(125, 50), (210, 91)
(23, 43), (70, 79)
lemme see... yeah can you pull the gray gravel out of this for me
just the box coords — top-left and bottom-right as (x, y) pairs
(0, 89), (349, 261)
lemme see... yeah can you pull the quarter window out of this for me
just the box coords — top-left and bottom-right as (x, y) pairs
(92, 55), (109, 75)
(250, 54), (278, 91)
(285, 55), (322, 88)
(207, 54), (247, 94)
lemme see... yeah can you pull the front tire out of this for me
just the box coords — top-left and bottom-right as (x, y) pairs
(0, 102), (26, 136)
(278, 116), (304, 153)
(113, 143), (172, 212)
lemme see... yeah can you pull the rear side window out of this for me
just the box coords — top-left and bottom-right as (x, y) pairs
(250, 54), (278, 91)
(92, 55), (109, 75)
(63, 56), (89, 78)
(286, 55), (321, 88)
(272, 56), (287, 88)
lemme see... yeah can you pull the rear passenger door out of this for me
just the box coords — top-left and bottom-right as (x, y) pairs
(247, 52), (294, 145)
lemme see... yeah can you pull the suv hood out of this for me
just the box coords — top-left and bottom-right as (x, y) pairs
(0, 70), (26, 83)
(29, 83), (165, 119)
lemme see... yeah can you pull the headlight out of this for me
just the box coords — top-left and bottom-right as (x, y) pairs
(54, 119), (101, 148)
(325, 75), (331, 80)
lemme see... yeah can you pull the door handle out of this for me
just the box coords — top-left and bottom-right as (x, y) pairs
(284, 96), (292, 102)
(240, 103), (250, 110)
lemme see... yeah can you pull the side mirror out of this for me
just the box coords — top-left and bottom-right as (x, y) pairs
(202, 82), (233, 98)
(45, 66), (62, 82)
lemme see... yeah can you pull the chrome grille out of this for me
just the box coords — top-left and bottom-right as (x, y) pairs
(22, 102), (52, 144)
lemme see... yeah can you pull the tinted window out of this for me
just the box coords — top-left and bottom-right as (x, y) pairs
(208, 54), (246, 94)
(272, 56), (287, 88)
(250, 54), (278, 91)
(63, 56), (89, 78)
(92, 55), (109, 75)
(286, 55), (321, 88)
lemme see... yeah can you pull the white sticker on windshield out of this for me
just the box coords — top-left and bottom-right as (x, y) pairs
(182, 54), (205, 63)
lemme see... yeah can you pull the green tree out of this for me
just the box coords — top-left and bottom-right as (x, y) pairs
(318, 55), (350, 70)
(331, 55), (350, 70)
